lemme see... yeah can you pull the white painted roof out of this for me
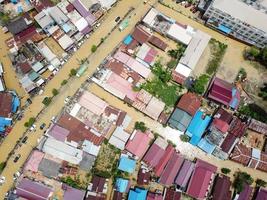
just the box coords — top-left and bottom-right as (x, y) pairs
(174, 63), (192, 77)
(57, 34), (74, 50)
(142, 8), (158, 27)
(179, 30), (211, 70)
(42, 138), (83, 165)
(167, 23), (192, 45)
(38, 42), (57, 62)
(82, 140), (100, 156)
(74, 17), (89, 32)
(98, 0), (117, 9)
(212, 0), (267, 32)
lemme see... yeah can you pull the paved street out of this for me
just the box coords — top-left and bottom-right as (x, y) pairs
(0, 0), (156, 197)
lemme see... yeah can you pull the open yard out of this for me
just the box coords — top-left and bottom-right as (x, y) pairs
(92, 142), (120, 178)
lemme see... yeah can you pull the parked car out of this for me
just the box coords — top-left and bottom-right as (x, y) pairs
(64, 96), (71, 104)
(22, 136), (28, 144)
(29, 124), (36, 131)
(13, 154), (21, 163)
(115, 16), (121, 22)
(40, 123), (46, 130)
(51, 116), (56, 122)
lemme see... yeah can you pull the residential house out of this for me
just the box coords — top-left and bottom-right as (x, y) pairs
(185, 110), (211, 146)
(118, 155), (136, 173)
(109, 126), (130, 150)
(125, 130), (152, 159)
(211, 175), (232, 200)
(236, 183), (253, 200)
(115, 178), (129, 193)
(255, 187), (267, 200)
(48, 6), (69, 25)
(148, 35), (168, 51)
(34, 11), (55, 33)
(248, 119), (267, 136)
(186, 159), (217, 200)
(15, 178), (53, 200)
(159, 152), (184, 186)
(207, 77), (240, 110)
(90, 176), (107, 194)
(131, 25), (152, 44)
(163, 188), (181, 200)
(63, 185), (86, 200)
(128, 188), (148, 200)
(137, 168), (150, 185)
(143, 137), (169, 169)
(175, 159), (195, 191)
(113, 191), (123, 200)
(7, 17), (30, 35)
(168, 92), (201, 132)
(147, 192), (163, 200)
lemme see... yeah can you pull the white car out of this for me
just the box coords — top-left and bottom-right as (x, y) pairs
(64, 96), (71, 104)
(51, 116), (56, 122)
(30, 124), (36, 131)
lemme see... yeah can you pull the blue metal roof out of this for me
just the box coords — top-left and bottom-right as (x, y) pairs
(116, 178), (128, 193)
(0, 117), (12, 133)
(118, 156), (136, 173)
(128, 188), (147, 200)
(218, 24), (231, 34)
(12, 95), (20, 113)
(123, 35), (133, 45)
(186, 110), (211, 146)
(197, 138), (216, 154)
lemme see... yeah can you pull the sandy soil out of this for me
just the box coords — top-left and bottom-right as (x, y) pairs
(0, 1), (157, 198)
(0, 30), (28, 104)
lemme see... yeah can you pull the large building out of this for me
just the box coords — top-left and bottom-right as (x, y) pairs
(201, 0), (267, 48)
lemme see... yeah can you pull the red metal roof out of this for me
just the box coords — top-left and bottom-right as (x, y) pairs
(131, 26), (151, 44)
(230, 143), (252, 166)
(91, 176), (106, 193)
(164, 188), (181, 200)
(147, 192), (163, 200)
(18, 61), (32, 74)
(57, 114), (103, 145)
(172, 71), (186, 85)
(148, 35), (168, 51)
(137, 168), (150, 185)
(154, 145), (174, 177)
(213, 118), (229, 133)
(208, 77), (233, 106)
(187, 159), (217, 199)
(143, 143), (165, 168)
(221, 134), (236, 153)
(159, 152), (184, 186)
(212, 175), (232, 200)
(177, 92), (201, 116)
(0, 93), (12, 118)
(229, 117), (248, 138)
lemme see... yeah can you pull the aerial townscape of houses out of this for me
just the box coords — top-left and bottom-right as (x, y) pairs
(0, 0), (267, 200)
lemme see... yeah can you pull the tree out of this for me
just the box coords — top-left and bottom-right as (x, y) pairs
(134, 121), (147, 132)
(259, 83), (267, 101)
(256, 179), (267, 187)
(234, 172), (254, 194)
(167, 60), (177, 69)
(52, 88), (59, 96)
(191, 74), (210, 94)
(61, 79), (68, 86)
(180, 134), (190, 142)
(152, 61), (171, 83)
(42, 97), (52, 106)
(168, 45), (186, 60)
(221, 168), (231, 174)
(0, 162), (6, 173)
(91, 45), (97, 53)
(69, 68), (77, 76)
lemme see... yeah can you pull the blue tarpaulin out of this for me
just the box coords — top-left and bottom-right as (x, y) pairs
(128, 188), (147, 200)
(116, 178), (128, 193)
(123, 35), (133, 45)
(218, 24), (231, 34)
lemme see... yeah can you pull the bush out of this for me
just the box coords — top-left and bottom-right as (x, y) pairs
(239, 104), (267, 123)
(221, 168), (231, 174)
(167, 59), (178, 69)
(24, 117), (36, 127)
(191, 74), (210, 94)
(61, 79), (68, 86)
(256, 179), (267, 187)
(91, 45), (97, 53)
(234, 172), (254, 193)
(42, 97), (52, 106)
(180, 134), (190, 142)
(52, 88), (59, 96)
(134, 121), (147, 132)
(0, 162), (6, 173)
(69, 68), (77, 76)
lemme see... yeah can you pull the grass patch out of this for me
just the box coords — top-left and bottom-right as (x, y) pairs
(140, 61), (182, 107)
(206, 39), (227, 75)
(92, 144), (120, 178)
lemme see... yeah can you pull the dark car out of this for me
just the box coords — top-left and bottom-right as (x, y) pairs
(115, 16), (121, 22)
(13, 154), (21, 163)
(40, 123), (46, 130)
(22, 136), (28, 144)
